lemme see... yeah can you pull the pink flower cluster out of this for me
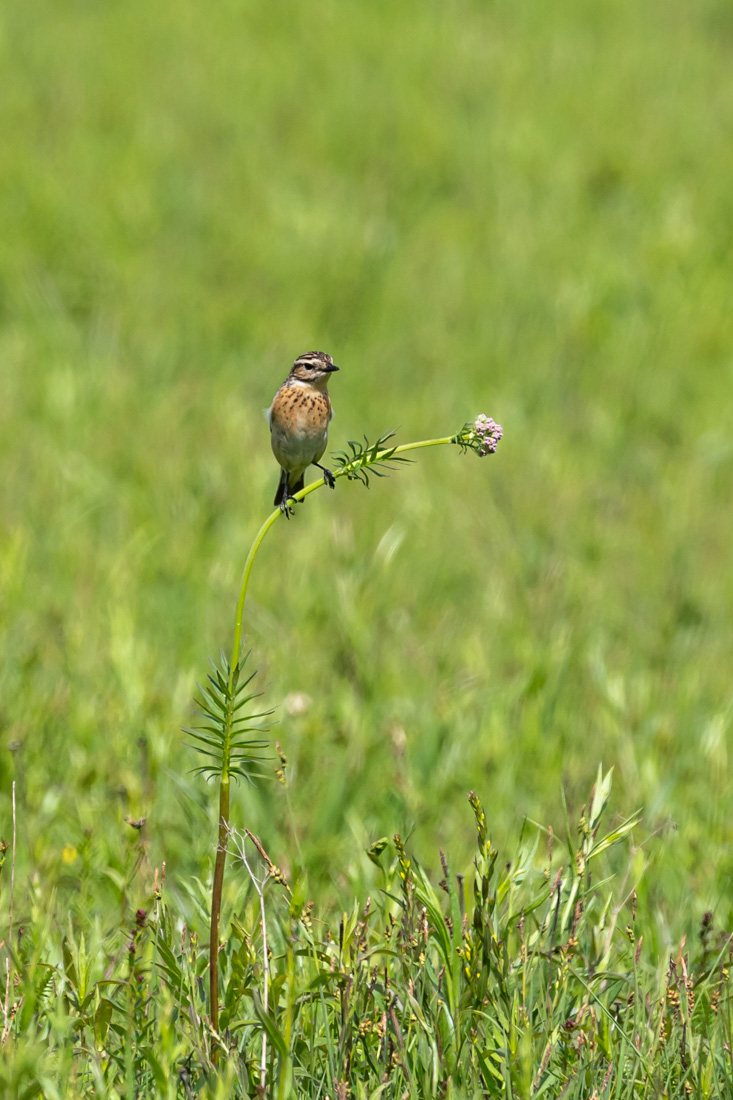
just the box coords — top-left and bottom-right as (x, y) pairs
(452, 415), (504, 456)
(473, 414), (503, 455)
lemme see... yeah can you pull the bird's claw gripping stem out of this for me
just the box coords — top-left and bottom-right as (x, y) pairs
(316, 464), (336, 489)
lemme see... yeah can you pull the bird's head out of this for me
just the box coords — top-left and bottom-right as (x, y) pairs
(290, 351), (340, 384)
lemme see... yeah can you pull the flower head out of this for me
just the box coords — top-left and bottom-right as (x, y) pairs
(453, 415), (503, 456)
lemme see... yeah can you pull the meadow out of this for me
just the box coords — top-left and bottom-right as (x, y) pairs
(0, 0), (732, 1094)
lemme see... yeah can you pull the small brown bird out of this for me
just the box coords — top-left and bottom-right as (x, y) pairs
(268, 351), (340, 516)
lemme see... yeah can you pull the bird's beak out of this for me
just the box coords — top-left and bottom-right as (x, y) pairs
(327, 363), (340, 372)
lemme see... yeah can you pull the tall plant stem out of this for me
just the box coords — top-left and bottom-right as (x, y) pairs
(208, 432), (454, 1053)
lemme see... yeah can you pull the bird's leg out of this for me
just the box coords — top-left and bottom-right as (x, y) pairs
(280, 473), (296, 518)
(314, 462), (336, 489)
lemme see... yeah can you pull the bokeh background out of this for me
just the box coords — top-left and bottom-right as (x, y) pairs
(1, 0), (732, 938)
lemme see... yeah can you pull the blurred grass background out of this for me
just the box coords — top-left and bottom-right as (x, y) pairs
(0, 0), (732, 944)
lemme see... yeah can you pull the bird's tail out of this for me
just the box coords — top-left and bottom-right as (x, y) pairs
(274, 470), (304, 507)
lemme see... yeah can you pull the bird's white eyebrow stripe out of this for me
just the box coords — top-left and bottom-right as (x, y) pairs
(294, 352), (331, 367)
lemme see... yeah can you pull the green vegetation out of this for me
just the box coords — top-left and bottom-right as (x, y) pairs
(1, 0), (732, 1094)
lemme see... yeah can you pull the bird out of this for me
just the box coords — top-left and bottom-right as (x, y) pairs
(268, 351), (340, 516)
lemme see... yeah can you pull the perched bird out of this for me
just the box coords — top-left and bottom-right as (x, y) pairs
(268, 350), (340, 516)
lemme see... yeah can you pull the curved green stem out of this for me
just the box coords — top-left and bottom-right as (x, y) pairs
(228, 508), (283, 680)
(227, 435), (454, 672)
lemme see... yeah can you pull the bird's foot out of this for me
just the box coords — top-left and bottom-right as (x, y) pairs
(280, 497), (296, 518)
(314, 462), (335, 489)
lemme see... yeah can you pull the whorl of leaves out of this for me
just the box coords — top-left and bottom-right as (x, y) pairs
(332, 429), (412, 488)
(183, 651), (271, 783)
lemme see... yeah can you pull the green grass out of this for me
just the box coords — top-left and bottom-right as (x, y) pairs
(0, 0), (732, 1093)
